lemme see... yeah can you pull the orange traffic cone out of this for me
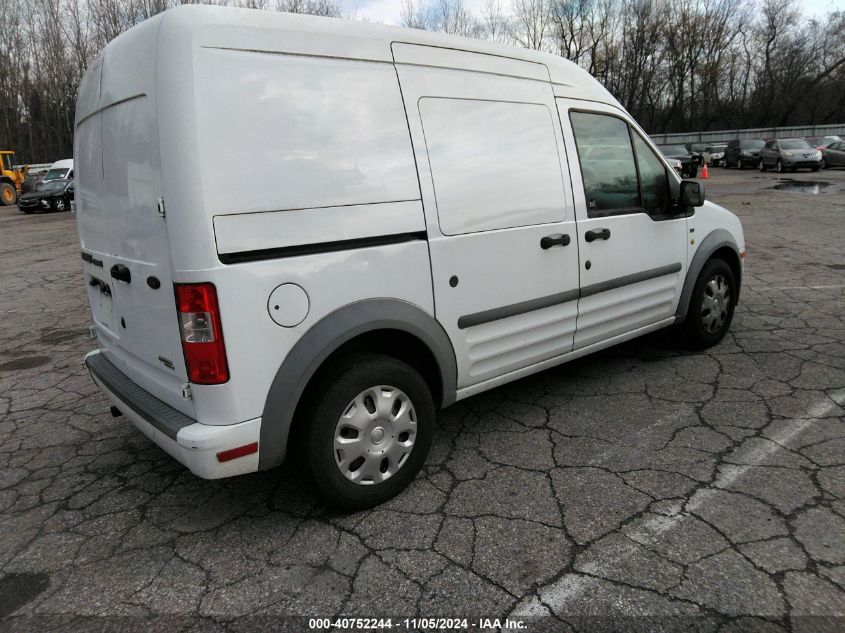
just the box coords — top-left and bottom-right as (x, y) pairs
(700, 162), (709, 179)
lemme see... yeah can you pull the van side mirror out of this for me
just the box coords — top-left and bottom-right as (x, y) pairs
(680, 180), (705, 207)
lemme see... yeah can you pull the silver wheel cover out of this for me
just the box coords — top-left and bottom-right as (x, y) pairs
(333, 385), (417, 485)
(700, 274), (731, 334)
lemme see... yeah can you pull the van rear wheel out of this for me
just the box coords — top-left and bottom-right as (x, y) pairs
(683, 259), (737, 350)
(302, 353), (435, 510)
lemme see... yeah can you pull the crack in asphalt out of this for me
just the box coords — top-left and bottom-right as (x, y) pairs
(0, 175), (844, 631)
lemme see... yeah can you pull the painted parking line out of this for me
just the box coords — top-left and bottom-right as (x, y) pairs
(511, 392), (843, 618)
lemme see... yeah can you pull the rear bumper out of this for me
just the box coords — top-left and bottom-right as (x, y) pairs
(85, 350), (260, 478)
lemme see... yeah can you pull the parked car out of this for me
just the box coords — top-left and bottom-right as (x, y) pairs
(685, 142), (708, 165)
(723, 139), (765, 169)
(758, 138), (822, 172)
(805, 135), (841, 150)
(17, 178), (74, 213)
(658, 145), (698, 177)
(821, 141), (845, 169)
(78, 5), (745, 509)
(666, 157), (684, 175)
(702, 144), (728, 167)
(39, 159), (74, 186)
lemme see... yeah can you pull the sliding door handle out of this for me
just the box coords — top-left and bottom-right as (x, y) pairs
(540, 233), (571, 249)
(585, 228), (611, 242)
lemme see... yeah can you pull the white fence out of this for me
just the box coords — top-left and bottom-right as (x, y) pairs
(649, 123), (845, 145)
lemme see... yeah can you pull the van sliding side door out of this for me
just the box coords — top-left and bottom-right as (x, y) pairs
(392, 44), (581, 389)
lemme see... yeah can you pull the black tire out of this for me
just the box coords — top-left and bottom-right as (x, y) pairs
(776, 159), (784, 173)
(811, 165), (819, 172)
(301, 353), (436, 510)
(683, 258), (737, 350)
(52, 198), (67, 212)
(758, 159), (766, 172)
(0, 182), (16, 206)
(820, 159), (826, 170)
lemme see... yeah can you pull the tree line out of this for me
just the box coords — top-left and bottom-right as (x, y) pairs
(1, 0), (843, 164)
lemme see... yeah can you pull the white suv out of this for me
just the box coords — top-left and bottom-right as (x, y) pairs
(76, 6), (745, 509)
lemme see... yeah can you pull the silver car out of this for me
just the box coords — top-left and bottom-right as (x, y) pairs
(758, 138), (822, 173)
(702, 144), (727, 167)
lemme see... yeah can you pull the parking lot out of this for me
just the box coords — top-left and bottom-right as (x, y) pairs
(1, 167), (844, 632)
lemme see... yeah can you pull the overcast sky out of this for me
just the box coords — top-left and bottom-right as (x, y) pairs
(342, 0), (845, 26)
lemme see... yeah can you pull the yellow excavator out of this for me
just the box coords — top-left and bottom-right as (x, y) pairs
(1, 151), (29, 206)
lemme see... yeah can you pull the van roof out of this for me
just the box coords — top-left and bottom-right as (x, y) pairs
(103, 5), (615, 106)
(49, 159), (73, 169)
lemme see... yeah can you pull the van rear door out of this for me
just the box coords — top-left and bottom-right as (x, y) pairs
(76, 55), (191, 415)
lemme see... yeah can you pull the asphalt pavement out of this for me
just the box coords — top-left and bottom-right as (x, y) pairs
(1, 167), (844, 632)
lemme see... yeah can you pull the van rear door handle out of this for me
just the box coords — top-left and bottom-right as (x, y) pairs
(585, 228), (611, 242)
(110, 264), (131, 284)
(540, 233), (571, 249)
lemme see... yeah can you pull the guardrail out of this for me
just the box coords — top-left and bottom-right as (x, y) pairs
(649, 124), (845, 145)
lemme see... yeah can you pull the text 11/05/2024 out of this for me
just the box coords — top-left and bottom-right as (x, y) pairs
(308, 618), (527, 630)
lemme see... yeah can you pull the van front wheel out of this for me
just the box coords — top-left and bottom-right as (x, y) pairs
(302, 353), (435, 510)
(683, 259), (737, 350)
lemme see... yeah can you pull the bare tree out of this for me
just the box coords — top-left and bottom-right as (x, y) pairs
(276, 0), (341, 17)
(480, 0), (509, 42)
(400, 0), (432, 29)
(2, 0), (845, 163)
(429, 0), (481, 37)
(509, 0), (552, 50)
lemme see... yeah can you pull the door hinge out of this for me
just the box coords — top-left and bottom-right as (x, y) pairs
(181, 384), (192, 400)
(157, 197), (166, 218)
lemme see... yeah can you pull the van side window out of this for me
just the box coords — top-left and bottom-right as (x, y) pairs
(419, 98), (566, 235)
(570, 112), (640, 217)
(632, 133), (669, 216)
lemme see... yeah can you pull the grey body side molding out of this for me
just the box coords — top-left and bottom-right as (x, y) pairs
(675, 228), (742, 322)
(259, 299), (457, 470)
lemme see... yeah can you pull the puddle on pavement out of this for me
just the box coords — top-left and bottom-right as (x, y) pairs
(767, 179), (832, 194)
(826, 264), (845, 271)
(0, 572), (50, 616)
(0, 355), (51, 371)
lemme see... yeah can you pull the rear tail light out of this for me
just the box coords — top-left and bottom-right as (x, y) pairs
(174, 283), (229, 384)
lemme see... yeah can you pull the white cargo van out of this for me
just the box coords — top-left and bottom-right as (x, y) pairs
(41, 158), (74, 184)
(77, 6), (745, 509)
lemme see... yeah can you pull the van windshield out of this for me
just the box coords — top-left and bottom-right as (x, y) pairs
(43, 168), (69, 181)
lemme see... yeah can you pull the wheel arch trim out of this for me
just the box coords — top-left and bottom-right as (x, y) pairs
(676, 229), (742, 323)
(258, 298), (457, 470)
